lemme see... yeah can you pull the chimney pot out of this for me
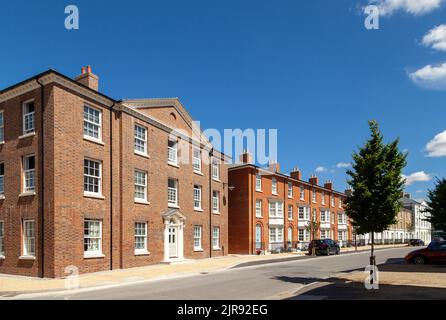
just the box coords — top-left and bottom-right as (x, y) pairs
(309, 176), (319, 185)
(290, 168), (301, 181)
(75, 66), (99, 91)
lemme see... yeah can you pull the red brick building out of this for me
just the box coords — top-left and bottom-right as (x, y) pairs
(0, 67), (228, 278)
(228, 152), (352, 254)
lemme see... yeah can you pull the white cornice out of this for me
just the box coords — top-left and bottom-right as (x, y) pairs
(39, 74), (113, 107)
(0, 73), (113, 107)
(0, 81), (40, 103)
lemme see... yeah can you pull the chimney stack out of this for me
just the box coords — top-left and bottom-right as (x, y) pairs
(290, 168), (301, 180)
(268, 160), (280, 173)
(324, 180), (333, 190)
(239, 150), (253, 164)
(309, 175), (318, 185)
(75, 65), (99, 91)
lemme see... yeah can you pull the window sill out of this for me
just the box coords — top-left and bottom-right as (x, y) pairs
(83, 136), (105, 146)
(168, 204), (180, 209)
(256, 190), (263, 193)
(0, 255), (5, 260)
(212, 247), (221, 251)
(212, 178), (221, 183)
(19, 132), (36, 140)
(256, 216), (263, 219)
(0, 141), (4, 145)
(135, 151), (150, 159)
(19, 255), (36, 260)
(194, 170), (203, 176)
(194, 248), (204, 252)
(272, 193), (279, 196)
(135, 199), (150, 205)
(213, 211), (221, 215)
(19, 192), (36, 197)
(0, 195), (5, 200)
(84, 253), (105, 259)
(135, 251), (151, 256)
(168, 162), (179, 168)
(84, 193), (105, 200)
(194, 208), (204, 212)
(288, 196), (293, 199)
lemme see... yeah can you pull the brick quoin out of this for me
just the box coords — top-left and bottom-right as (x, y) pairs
(0, 68), (228, 278)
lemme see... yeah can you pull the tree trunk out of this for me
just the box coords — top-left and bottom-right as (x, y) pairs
(370, 232), (375, 285)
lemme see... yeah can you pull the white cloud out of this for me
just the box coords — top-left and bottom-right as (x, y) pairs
(425, 130), (446, 157)
(402, 171), (432, 186)
(370, 0), (444, 16)
(422, 24), (446, 51)
(315, 166), (328, 173)
(408, 63), (446, 90)
(336, 162), (351, 168)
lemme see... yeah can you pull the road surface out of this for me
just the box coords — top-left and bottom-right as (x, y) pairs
(21, 246), (426, 300)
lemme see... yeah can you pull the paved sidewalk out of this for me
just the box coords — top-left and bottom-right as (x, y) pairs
(0, 244), (407, 296)
(336, 263), (446, 289)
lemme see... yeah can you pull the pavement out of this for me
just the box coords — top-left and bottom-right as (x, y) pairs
(1, 244), (430, 300)
(0, 244), (404, 297)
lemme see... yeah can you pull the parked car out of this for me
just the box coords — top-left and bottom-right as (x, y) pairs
(409, 239), (425, 246)
(308, 239), (340, 256)
(405, 241), (446, 264)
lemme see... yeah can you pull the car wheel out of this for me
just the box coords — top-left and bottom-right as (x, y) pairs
(413, 256), (425, 265)
(326, 248), (330, 256)
(336, 248), (340, 255)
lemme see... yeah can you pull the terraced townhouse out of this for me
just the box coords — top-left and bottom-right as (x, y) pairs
(228, 152), (352, 254)
(0, 67), (229, 278)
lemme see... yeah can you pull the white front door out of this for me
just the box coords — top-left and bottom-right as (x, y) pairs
(169, 227), (178, 258)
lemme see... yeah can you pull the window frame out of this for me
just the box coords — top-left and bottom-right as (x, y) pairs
(167, 139), (178, 165)
(287, 182), (293, 198)
(0, 162), (4, 197)
(256, 199), (263, 218)
(269, 201), (284, 218)
(212, 227), (220, 250)
(84, 220), (103, 257)
(83, 105), (102, 142)
(312, 188), (316, 203)
(134, 170), (148, 202)
(0, 221), (4, 257)
(22, 99), (35, 135)
(212, 161), (220, 181)
(288, 205), (293, 220)
(168, 179), (179, 207)
(212, 190), (220, 214)
(83, 158), (102, 196)
(255, 174), (262, 192)
(22, 220), (35, 257)
(134, 222), (149, 255)
(300, 186), (305, 200)
(192, 148), (202, 173)
(0, 110), (4, 143)
(23, 155), (36, 193)
(271, 178), (278, 195)
(134, 124), (148, 156)
(194, 226), (202, 251)
(193, 185), (202, 210)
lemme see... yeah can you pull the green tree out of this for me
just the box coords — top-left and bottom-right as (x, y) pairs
(305, 220), (320, 256)
(424, 178), (446, 231)
(345, 120), (407, 275)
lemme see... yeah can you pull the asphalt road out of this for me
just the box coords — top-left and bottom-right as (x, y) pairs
(23, 246), (420, 300)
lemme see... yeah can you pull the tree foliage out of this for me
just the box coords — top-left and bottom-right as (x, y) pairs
(425, 178), (446, 231)
(345, 120), (407, 235)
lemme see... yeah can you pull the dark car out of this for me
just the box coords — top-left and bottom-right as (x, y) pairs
(308, 239), (340, 256)
(409, 239), (425, 246)
(405, 241), (446, 264)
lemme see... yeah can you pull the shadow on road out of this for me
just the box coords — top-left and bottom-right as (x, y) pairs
(273, 276), (446, 300)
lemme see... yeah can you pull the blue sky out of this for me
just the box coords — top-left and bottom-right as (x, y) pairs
(0, 0), (445, 197)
